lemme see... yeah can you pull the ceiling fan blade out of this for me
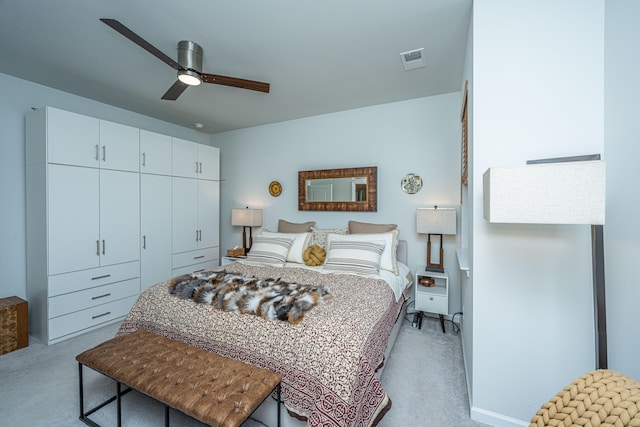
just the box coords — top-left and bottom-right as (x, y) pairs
(200, 73), (270, 93)
(161, 80), (189, 100)
(100, 18), (183, 71)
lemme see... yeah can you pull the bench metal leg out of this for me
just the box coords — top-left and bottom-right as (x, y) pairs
(165, 404), (170, 427)
(276, 384), (281, 427)
(116, 381), (122, 427)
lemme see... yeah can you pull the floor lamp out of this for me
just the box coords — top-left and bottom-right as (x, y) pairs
(231, 208), (263, 254)
(483, 155), (607, 369)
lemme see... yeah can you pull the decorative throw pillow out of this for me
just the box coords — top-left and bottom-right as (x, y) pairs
(326, 230), (399, 274)
(303, 245), (326, 266)
(260, 230), (311, 264)
(244, 236), (294, 267)
(348, 220), (397, 234)
(278, 219), (316, 233)
(323, 240), (385, 277)
(310, 227), (348, 249)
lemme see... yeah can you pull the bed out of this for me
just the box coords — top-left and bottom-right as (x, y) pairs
(118, 226), (412, 427)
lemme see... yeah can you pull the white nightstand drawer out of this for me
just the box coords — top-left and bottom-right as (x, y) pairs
(415, 291), (448, 315)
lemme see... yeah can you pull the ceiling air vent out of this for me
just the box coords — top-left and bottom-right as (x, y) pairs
(400, 48), (426, 71)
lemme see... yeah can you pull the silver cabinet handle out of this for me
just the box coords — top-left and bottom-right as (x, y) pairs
(141, 152), (146, 167)
(142, 235), (146, 249)
(196, 230), (199, 241)
(102, 145), (106, 162)
(193, 269), (205, 273)
(96, 240), (100, 256)
(199, 162), (202, 174)
(102, 239), (105, 255)
(195, 161), (199, 173)
(92, 311), (111, 320)
(194, 255), (205, 260)
(198, 230), (202, 241)
(95, 145), (99, 161)
(91, 274), (111, 280)
(91, 293), (111, 300)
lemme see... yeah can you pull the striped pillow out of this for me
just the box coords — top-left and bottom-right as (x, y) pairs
(244, 236), (294, 267)
(323, 240), (385, 277)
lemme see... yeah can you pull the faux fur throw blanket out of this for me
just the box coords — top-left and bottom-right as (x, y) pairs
(167, 270), (332, 324)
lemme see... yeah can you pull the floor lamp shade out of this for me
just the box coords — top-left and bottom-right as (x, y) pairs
(231, 208), (263, 253)
(416, 207), (457, 272)
(482, 159), (607, 369)
(483, 160), (605, 225)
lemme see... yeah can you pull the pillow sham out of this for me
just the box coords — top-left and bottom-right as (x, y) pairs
(310, 227), (348, 249)
(326, 230), (399, 274)
(244, 236), (294, 267)
(323, 240), (385, 277)
(278, 219), (316, 233)
(348, 220), (397, 234)
(259, 230), (311, 264)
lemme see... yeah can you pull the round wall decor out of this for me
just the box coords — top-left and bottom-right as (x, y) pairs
(269, 181), (282, 197)
(401, 173), (423, 194)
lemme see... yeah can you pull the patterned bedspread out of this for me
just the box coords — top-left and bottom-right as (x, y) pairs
(119, 262), (407, 427)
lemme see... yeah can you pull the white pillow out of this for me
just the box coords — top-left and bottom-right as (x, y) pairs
(244, 236), (294, 267)
(323, 240), (385, 277)
(326, 230), (399, 274)
(259, 231), (311, 264)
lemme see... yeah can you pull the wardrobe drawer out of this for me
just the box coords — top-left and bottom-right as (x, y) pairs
(48, 278), (139, 318)
(172, 247), (217, 269)
(172, 260), (218, 277)
(48, 261), (140, 297)
(48, 295), (137, 341)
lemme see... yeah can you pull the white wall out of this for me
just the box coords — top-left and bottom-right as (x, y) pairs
(604, 0), (640, 380)
(470, 1), (605, 425)
(0, 72), (209, 300)
(211, 93), (464, 313)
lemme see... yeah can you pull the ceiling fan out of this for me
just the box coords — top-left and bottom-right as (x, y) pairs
(100, 18), (270, 100)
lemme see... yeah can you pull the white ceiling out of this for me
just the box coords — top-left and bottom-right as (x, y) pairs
(0, 0), (471, 134)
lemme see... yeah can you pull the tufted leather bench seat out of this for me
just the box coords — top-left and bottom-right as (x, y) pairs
(76, 330), (282, 427)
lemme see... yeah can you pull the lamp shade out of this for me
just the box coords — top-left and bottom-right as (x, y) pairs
(416, 207), (457, 235)
(483, 160), (605, 225)
(231, 208), (263, 227)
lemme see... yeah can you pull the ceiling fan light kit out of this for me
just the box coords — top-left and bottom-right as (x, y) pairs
(177, 41), (203, 86)
(100, 18), (270, 100)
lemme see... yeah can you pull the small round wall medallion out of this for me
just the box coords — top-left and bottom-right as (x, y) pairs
(401, 173), (423, 194)
(269, 181), (282, 197)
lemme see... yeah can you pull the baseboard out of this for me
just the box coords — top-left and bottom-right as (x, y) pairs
(470, 406), (529, 427)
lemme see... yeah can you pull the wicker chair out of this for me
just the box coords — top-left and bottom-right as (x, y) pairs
(530, 369), (640, 427)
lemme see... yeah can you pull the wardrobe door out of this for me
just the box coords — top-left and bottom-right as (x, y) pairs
(99, 120), (139, 172)
(140, 174), (172, 291)
(48, 164), (99, 275)
(47, 107), (99, 168)
(197, 179), (219, 250)
(99, 169), (140, 267)
(172, 177), (198, 254)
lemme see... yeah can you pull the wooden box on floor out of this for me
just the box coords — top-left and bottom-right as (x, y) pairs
(0, 296), (28, 355)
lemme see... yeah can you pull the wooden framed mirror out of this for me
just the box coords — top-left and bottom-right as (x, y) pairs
(298, 166), (377, 211)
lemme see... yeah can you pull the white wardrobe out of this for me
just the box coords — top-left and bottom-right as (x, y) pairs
(26, 107), (220, 344)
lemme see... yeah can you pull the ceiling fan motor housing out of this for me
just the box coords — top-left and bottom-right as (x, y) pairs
(178, 40), (203, 72)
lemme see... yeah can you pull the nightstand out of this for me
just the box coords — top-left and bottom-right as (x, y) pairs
(221, 256), (245, 266)
(414, 267), (449, 333)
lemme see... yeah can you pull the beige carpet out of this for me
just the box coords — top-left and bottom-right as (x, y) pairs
(0, 314), (487, 426)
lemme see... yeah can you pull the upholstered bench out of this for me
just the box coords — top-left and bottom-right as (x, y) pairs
(76, 330), (282, 427)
